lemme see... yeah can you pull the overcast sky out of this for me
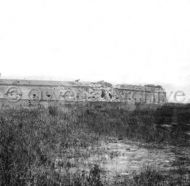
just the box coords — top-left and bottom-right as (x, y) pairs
(0, 0), (190, 92)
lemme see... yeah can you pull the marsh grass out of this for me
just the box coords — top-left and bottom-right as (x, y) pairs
(0, 103), (189, 185)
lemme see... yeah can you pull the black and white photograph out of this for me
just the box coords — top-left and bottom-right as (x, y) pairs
(0, 0), (190, 185)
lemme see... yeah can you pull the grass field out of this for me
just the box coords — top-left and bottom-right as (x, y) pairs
(0, 103), (190, 185)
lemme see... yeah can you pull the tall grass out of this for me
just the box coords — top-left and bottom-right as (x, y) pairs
(0, 103), (189, 185)
(0, 107), (99, 185)
(81, 103), (189, 145)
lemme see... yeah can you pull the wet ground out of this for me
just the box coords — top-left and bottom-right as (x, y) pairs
(55, 124), (190, 183)
(81, 139), (189, 178)
(56, 138), (190, 181)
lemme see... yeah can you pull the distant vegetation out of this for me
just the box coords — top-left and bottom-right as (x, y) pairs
(0, 103), (189, 185)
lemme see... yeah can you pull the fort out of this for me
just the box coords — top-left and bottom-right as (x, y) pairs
(0, 79), (167, 109)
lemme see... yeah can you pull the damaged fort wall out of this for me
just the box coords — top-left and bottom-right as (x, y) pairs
(0, 79), (167, 109)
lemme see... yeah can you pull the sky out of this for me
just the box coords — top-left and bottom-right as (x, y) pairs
(0, 0), (190, 101)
